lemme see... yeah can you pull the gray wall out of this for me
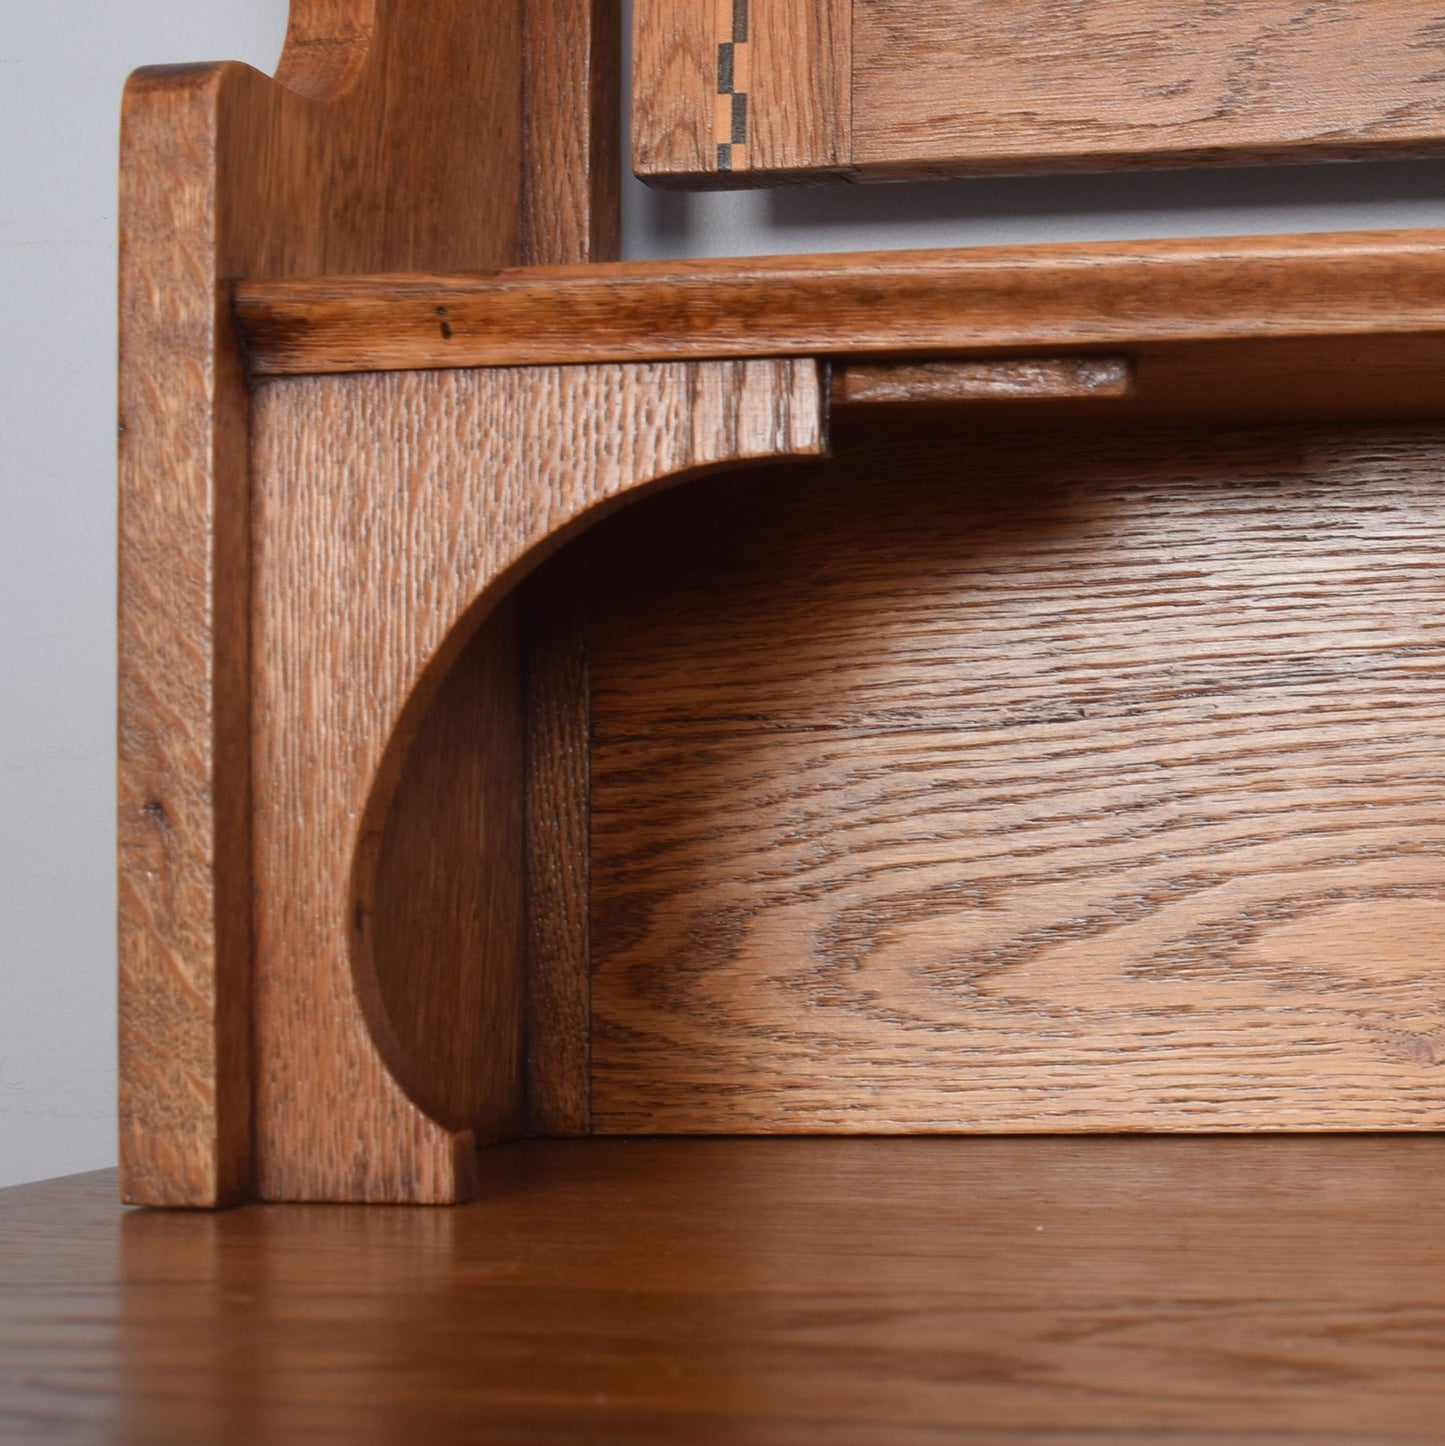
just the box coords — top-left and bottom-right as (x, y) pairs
(0, 1), (288, 1190)
(4, 1), (1444, 1188)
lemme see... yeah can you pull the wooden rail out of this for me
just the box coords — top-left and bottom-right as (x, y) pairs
(235, 231), (1445, 377)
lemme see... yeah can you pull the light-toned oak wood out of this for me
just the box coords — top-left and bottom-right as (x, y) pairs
(632, 0), (852, 182)
(118, 0), (618, 1207)
(632, 0), (712, 179)
(366, 599), (527, 1147)
(587, 420), (1445, 1133)
(853, 0), (1445, 179)
(248, 359), (824, 1200)
(633, 0), (1445, 186)
(233, 232), (1445, 377)
(522, 0), (621, 265)
(522, 556), (594, 1137)
(835, 358), (1135, 407)
(742, 0), (850, 177)
(10, 1142), (1445, 1442)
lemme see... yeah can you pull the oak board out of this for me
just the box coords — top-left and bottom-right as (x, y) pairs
(634, 0), (1445, 186)
(233, 232), (1445, 379)
(584, 419), (1445, 1132)
(248, 359), (824, 1200)
(118, 0), (619, 1206)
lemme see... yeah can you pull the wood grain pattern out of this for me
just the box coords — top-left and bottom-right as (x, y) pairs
(233, 232), (1445, 378)
(632, 0), (713, 178)
(11, 1142), (1445, 1443)
(513, 0), (619, 1131)
(633, 0), (1445, 185)
(248, 359), (823, 1200)
(855, 0), (1445, 179)
(522, 554), (593, 1136)
(634, 0), (851, 182)
(745, 0), (851, 177)
(364, 0), (621, 1163)
(118, 0), (525, 1210)
(835, 358), (1135, 407)
(522, 0), (621, 265)
(587, 420), (1445, 1133)
(119, 0), (619, 1206)
(119, 65), (259, 1211)
(125, 1), (1445, 1212)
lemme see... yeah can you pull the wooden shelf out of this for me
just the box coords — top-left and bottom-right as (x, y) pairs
(6, 1138), (1445, 1442)
(235, 230), (1445, 377)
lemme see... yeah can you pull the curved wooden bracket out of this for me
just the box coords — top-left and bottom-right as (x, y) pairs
(247, 360), (823, 1202)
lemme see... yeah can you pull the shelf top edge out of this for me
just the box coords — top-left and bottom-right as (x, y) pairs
(235, 228), (1445, 378)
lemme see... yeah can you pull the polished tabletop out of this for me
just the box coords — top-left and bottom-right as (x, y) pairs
(3, 1136), (1444, 1443)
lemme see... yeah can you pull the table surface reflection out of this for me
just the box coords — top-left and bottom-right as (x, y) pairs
(3, 1136), (1444, 1443)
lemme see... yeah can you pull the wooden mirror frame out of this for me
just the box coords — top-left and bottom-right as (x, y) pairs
(633, 0), (1445, 187)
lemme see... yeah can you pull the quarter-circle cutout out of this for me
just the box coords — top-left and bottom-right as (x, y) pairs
(273, 0), (378, 102)
(348, 451), (826, 1138)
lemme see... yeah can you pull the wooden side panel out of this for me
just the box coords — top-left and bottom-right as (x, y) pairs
(117, 1), (523, 1209)
(118, 74), (254, 1209)
(589, 421), (1445, 1133)
(248, 360), (823, 1200)
(119, 0), (618, 1206)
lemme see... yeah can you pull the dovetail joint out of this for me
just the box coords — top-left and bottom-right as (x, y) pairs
(715, 0), (749, 171)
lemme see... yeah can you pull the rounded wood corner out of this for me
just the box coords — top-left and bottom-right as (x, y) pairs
(272, 0), (379, 103)
(345, 438), (830, 1149)
(243, 359), (823, 1202)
